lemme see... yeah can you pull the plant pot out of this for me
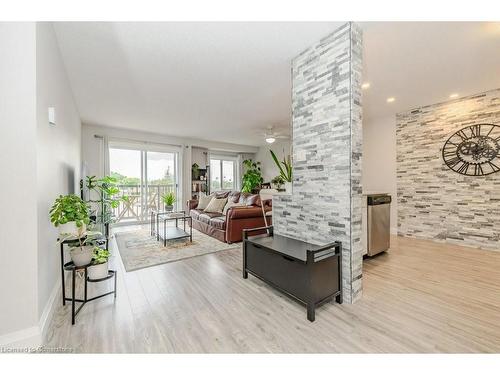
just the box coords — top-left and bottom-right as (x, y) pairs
(88, 261), (109, 280)
(284, 182), (292, 193)
(70, 245), (94, 266)
(164, 205), (173, 212)
(59, 221), (86, 237)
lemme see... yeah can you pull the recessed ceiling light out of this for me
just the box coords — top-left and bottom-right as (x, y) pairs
(361, 82), (370, 89)
(386, 97), (395, 103)
(449, 93), (459, 99)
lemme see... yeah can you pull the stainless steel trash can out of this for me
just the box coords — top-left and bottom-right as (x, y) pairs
(366, 194), (391, 256)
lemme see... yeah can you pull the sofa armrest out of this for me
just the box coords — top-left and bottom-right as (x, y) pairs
(227, 206), (264, 220)
(186, 199), (198, 213)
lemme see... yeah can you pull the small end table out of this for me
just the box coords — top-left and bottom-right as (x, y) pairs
(150, 210), (192, 246)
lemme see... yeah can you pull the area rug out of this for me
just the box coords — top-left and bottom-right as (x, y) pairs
(114, 228), (239, 272)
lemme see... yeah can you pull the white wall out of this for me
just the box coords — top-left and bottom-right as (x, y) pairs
(362, 115), (397, 233)
(255, 140), (291, 183)
(0, 22), (39, 344)
(35, 22), (82, 330)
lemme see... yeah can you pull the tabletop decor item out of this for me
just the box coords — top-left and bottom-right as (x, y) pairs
(50, 194), (90, 237)
(161, 191), (176, 212)
(270, 149), (292, 193)
(442, 123), (500, 176)
(271, 175), (285, 190)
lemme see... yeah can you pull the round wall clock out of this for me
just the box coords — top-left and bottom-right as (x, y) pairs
(442, 123), (500, 176)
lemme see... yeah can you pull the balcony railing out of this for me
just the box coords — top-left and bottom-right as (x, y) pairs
(113, 184), (177, 223)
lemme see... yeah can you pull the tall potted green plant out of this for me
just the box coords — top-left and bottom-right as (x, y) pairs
(270, 150), (292, 193)
(83, 176), (122, 238)
(241, 159), (264, 193)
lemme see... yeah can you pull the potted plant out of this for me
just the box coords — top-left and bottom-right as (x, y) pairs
(50, 194), (90, 237)
(161, 191), (176, 212)
(271, 175), (285, 191)
(270, 150), (293, 193)
(88, 246), (111, 280)
(241, 159), (264, 193)
(82, 175), (122, 238)
(65, 233), (104, 267)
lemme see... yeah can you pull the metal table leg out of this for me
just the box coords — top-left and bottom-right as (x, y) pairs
(71, 268), (76, 325)
(163, 218), (166, 246)
(60, 242), (66, 306)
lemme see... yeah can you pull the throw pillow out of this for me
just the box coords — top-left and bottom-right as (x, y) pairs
(222, 201), (245, 215)
(204, 197), (228, 214)
(197, 193), (214, 210)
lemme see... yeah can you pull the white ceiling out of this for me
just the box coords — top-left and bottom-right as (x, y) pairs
(361, 22), (500, 122)
(54, 22), (500, 146)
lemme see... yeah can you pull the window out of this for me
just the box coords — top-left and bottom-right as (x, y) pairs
(210, 156), (237, 191)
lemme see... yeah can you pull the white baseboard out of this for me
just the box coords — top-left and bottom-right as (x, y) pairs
(0, 326), (41, 348)
(39, 277), (61, 342)
(0, 278), (60, 348)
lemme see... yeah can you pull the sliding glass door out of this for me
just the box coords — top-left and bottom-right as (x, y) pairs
(109, 144), (180, 225)
(145, 151), (178, 217)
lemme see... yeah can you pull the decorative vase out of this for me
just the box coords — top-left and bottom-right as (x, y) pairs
(164, 205), (173, 212)
(58, 221), (86, 237)
(70, 245), (94, 266)
(88, 261), (109, 280)
(285, 182), (292, 193)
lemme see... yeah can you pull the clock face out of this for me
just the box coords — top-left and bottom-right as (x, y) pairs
(442, 123), (500, 176)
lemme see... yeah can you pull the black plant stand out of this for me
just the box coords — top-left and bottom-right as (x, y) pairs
(59, 235), (117, 325)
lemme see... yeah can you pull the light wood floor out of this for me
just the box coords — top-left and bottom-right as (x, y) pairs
(44, 226), (500, 353)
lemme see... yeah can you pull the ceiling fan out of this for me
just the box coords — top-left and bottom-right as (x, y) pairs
(261, 126), (290, 144)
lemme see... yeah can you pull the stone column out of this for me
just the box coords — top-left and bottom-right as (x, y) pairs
(273, 22), (363, 303)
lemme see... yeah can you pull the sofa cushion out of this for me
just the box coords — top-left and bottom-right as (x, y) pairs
(204, 197), (228, 214)
(198, 212), (223, 224)
(197, 213), (211, 224)
(214, 191), (230, 199)
(227, 191), (241, 203)
(239, 193), (261, 207)
(210, 216), (226, 230)
(197, 193), (214, 210)
(190, 209), (203, 220)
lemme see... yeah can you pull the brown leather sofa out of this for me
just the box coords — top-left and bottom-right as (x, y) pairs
(186, 191), (271, 243)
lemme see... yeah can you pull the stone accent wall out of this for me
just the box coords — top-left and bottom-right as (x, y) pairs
(273, 22), (363, 303)
(397, 88), (500, 251)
